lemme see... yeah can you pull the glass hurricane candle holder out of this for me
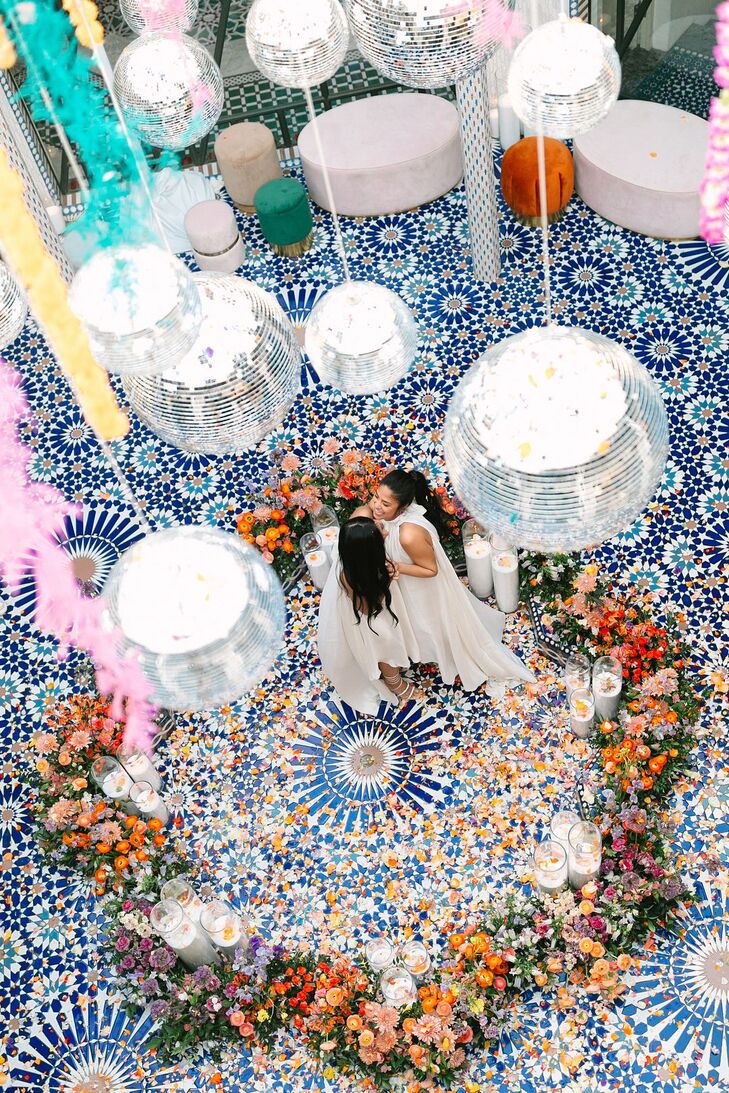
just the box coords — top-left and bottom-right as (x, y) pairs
(129, 780), (170, 824)
(569, 688), (595, 740)
(365, 936), (396, 972)
(160, 877), (204, 923)
(462, 518), (493, 598)
(564, 653), (591, 698)
(549, 810), (581, 853)
(400, 939), (431, 978)
(311, 506), (340, 559)
(117, 745), (161, 791)
(490, 534), (519, 613)
(200, 899), (247, 958)
(568, 821), (602, 890)
(300, 531), (331, 591)
(90, 756), (134, 807)
(150, 899), (219, 968)
(592, 655), (623, 721)
(380, 964), (417, 1009)
(533, 839), (568, 894)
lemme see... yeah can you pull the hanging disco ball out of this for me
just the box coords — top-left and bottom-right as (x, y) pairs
(508, 15), (620, 137)
(103, 526), (286, 712)
(0, 260), (28, 349)
(344, 0), (517, 89)
(304, 281), (418, 395)
(120, 0), (199, 35)
(68, 244), (203, 375)
(246, 0), (350, 89)
(123, 273), (300, 453)
(113, 33), (224, 151)
(443, 325), (668, 552)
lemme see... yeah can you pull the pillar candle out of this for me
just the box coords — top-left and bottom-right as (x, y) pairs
(129, 780), (169, 824)
(464, 536), (493, 598)
(365, 936), (396, 972)
(569, 688), (595, 740)
(498, 94), (521, 150)
(533, 839), (568, 894)
(200, 899), (246, 957)
(304, 547), (331, 590)
(592, 656), (623, 721)
(492, 548), (519, 613)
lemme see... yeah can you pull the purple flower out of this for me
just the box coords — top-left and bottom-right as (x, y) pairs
(603, 886), (617, 900)
(139, 937), (153, 952)
(149, 946), (176, 971)
(193, 966), (211, 985)
(122, 899), (134, 912)
(120, 954), (136, 972)
(206, 974), (221, 991)
(612, 835), (628, 853)
(115, 934), (131, 953)
(224, 982), (238, 999)
(589, 915), (606, 933)
(150, 1000), (170, 1019)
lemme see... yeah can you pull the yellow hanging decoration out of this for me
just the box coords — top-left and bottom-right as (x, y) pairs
(61, 0), (104, 47)
(0, 148), (128, 440)
(0, 15), (16, 68)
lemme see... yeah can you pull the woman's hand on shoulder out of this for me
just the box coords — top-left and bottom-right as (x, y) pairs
(387, 560), (400, 580)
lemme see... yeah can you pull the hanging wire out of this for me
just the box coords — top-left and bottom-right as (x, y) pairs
(302, 84), (351, 282)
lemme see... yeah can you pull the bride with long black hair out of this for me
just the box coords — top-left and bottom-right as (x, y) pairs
(317, 517), (423, 715)
(352, 468), (534, 690)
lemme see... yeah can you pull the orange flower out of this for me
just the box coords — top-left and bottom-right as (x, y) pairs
(114, 840), (130, 854)
(346, 1014), (363, 1031)
(94, 867), (108, 883)
(152, 833), (166, 846)
(402, 1017), (417, 1034)
(96, 842), (111, 854)
(648, 755), (667, 773)
(325, 987), (344, 1007)
(129, 832), (145, 848)
(147, 817), (164, 833)
(475, 968), (493, 988)
(449, 933), (465, 950)
(114, 855), (129, 872)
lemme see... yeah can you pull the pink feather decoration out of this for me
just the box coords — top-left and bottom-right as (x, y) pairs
(0, 361), (158, 751)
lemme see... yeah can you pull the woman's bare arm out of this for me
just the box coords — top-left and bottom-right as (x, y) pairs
(396, 524), (438, 578)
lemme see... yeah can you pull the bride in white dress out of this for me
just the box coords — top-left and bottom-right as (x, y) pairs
(353, 469), (534, 690)
(317, 517), (423, 715)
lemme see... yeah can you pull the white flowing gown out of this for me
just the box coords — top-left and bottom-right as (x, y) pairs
(381, 503), (535, 689)
(317, 563), (421, 716)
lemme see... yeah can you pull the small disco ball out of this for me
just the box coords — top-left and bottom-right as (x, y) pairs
(507, 15), (621, 137)
(443, 324), (668, 552)
(246, 0), (349, 89)
(123, 273), (300, 453)
(344, 0), (516, 89)
(68, 244), (203, 375)
(304, 281), (418, 395)
(113, 33), (224, 151)
(120, 0), (198, 35)
(103, 526), (286, 712)
(0, 260), (27, 349)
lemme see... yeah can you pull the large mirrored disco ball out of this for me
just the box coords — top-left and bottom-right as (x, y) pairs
(0, 260), (28, 349)
(123, 272), (300, 453)
(345, 0), (516, 89)
(304, 280), (418, 395)
(120, 0), (199, 35)
(508, 15), (620, 138)
(113, 33), (224, 151)
(246, 0), (350, 89)
(68, 244), (203, 375)
(103, 526), (286, 712)
(443, 325), (669, 552)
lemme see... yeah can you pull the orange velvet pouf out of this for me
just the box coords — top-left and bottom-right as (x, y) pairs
(500, 137), (574, 225)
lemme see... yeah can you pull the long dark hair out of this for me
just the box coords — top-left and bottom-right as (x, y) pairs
(380, 469), (449, 539)
(338, 518), (398, 630)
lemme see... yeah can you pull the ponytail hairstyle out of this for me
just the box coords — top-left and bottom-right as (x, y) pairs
(338, 518), (398, 630)
(380, 468), (449, 540)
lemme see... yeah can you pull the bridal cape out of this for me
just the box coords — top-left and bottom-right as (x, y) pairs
(380, 503), (535, 690)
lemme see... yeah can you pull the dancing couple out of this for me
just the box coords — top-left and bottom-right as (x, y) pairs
(317, 469), (534, 715)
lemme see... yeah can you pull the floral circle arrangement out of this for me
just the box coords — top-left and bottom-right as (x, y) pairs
(26, 551), (704, 1088)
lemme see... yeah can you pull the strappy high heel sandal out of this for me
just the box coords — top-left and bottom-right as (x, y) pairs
(381, 670), (424, 706)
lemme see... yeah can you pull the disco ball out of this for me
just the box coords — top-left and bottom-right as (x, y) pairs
(304, 281), (418, 395)
(0, 260), (27, 349)
(113, 34), (224, 151)
(121, 0), (199, 35)
(508, 15), (620, 137)
(68, 244), (203, 375)
(344, 0), (515, 89)
(246, 0), (349, 89)
(103, 526), (286, 712)
(443, 324), (668, 552)
(123, 273), (300, 453)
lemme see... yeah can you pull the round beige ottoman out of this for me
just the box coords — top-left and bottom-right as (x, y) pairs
(573, 100), (708, 240)
(214, 122), (283, 213)
(298, 93), (463, 217)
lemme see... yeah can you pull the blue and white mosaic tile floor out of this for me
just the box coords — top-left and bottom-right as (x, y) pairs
(1, 136), (729, 1093)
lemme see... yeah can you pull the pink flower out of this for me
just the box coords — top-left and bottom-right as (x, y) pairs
(412, 1013), (444, 1045)
(374, 1029), (397, 1053)
(253, 505), (272, 522)
(67, 729), (91, 750)
(280, 454), (300, 472)
(363, 1001), (399, 1032)
(32, 732), (57, 754)
(322, 438), (340, 454)
(340, 450), (362, 469)
(574, 571), (597, 594)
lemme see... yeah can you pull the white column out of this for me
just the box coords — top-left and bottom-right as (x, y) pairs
(455, 66), (501, 284)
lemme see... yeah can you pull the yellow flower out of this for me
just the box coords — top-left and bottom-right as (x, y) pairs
(323, 1068), (335, 1081)
(257, 1009), (268, 1023)
(468, 997), (485, 1014)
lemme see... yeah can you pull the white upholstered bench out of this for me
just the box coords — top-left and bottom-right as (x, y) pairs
(573, 99), (709, 240)
(297, 93), (463, 217)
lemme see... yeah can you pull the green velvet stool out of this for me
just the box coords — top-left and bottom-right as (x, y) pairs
(254, 177), (314, 257)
